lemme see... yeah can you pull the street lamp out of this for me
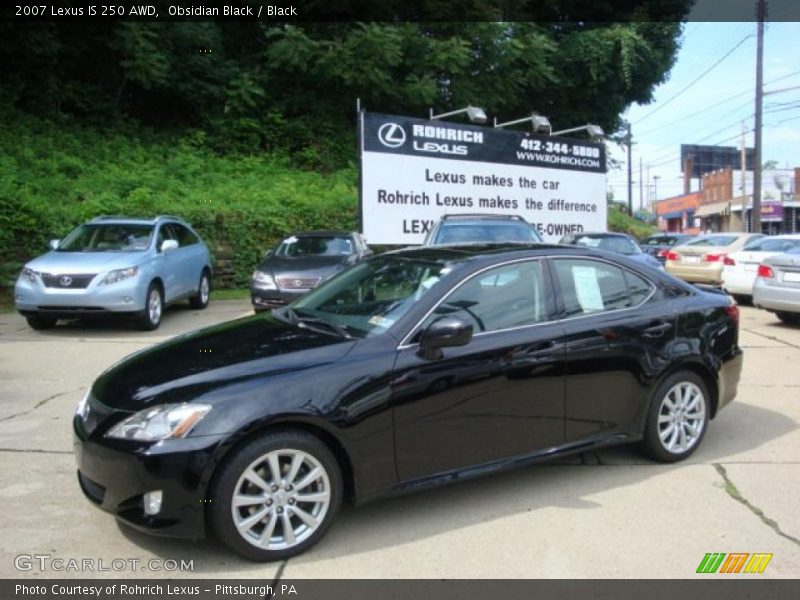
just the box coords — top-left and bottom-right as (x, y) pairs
(493, 113), (551, 134)
(551, 123), (605, 141)
(428, 105), (488, 124)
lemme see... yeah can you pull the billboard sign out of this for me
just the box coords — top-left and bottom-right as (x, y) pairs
(359, 112), (607, 244)
(680, 144), (755, 179)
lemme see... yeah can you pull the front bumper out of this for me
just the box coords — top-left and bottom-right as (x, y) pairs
(15, 274), (147, 316)
(665, 261), (724, 284)
(73, 416), (227, 539)
(753, 279), (800, 314)
(250, 284), (309, 310)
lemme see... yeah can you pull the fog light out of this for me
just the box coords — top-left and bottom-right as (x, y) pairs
(143, 490), (163, 515)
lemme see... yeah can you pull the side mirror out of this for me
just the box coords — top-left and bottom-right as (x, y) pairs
(362, 249), (374, 258)
(161, 239), (179, 253)
(419, 316), (473, 359)
(49, 239), (60, 250)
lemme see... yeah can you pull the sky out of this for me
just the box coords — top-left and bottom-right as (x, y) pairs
(606, 19), (800, 211)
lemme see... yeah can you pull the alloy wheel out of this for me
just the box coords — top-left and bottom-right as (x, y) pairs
(231, 449), (332, 551)
(657, 381), (706, 454)
(200, 275), (210, 305)
(148, 288), (162, 324)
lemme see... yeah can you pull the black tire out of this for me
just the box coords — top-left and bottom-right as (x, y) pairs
(209, 429), (343, 562)
(26, 315), (57, 330)
(189, 270), (211, 310)
(642, 371), (710, 463)
(776, 311), (800, 325)
(733, 294), (752, 306)
(136, 282), (163, 331)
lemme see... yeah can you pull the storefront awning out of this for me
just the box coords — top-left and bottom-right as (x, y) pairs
(694, 201), (730, 217)
(661, 210), (684, 219)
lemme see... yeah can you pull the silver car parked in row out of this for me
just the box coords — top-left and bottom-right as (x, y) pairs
(753, 247), (800, 325)
(15, 216), (212, 331)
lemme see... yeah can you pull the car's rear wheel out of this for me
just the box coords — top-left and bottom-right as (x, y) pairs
(642, 371), (710, 462)
(209, 430), (342, 561)
(136, 282), (163, 331)
(776, 311), (800, 325)
(189, 270), (211, 310)
(26, 315), (57, 330)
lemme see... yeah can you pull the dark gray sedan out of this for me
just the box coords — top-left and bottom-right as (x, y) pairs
(559, 231), (663, 270)
(251, 231), (372, 311)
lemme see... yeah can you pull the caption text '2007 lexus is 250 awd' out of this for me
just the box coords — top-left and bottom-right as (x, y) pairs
(73, 244), (743, 561)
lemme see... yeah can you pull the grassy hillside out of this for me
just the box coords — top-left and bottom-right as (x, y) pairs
(0, 111), (358, 290)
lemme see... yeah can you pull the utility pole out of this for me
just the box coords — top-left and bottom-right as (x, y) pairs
(639, 157), (644, 212)
(752, 0), (766, 234)
(653, 175), (660, 203)
(626, 123), (633, 215)
(740, 121), (748, 231)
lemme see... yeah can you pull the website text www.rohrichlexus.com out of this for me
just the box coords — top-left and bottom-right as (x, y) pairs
(14, 553), (194, 573)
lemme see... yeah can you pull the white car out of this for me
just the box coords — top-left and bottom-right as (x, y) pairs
(722, 234), (800, 301)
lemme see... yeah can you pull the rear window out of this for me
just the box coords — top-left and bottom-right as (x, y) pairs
(742, 238), (800, 252)
(685, 235), (738, 247)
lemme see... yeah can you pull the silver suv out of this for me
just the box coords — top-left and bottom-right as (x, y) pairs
(15, 216), (212, 331)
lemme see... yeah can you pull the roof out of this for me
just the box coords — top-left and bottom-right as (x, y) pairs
(88, 215), (187, 224)
(288, 230), (355, 237)
(565, 231), (634, 239)
(440, 213), (526, 222)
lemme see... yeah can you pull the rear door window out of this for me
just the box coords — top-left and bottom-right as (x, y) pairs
(553, 259), (653, 317)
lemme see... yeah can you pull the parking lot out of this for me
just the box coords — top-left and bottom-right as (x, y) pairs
(0, 300), (798, 579)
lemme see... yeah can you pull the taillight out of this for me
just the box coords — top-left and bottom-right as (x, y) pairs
(725, 303), (740, 325)
(704, 253), (724, 262)
(757, 264), (774, 278)
(658, 249), (668, 258)
(723, 256), (736, 266)
(665, 251), (679, 261)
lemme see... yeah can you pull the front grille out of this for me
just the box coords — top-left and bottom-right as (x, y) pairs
(277, 277), (321, 290)
(41, 273), (97, 289)
(78, 471), (106, 504)
(37, 306), (109, 313)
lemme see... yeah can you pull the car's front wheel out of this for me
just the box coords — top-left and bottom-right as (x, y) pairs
(136, 282), (163, 331)
(26, 315), (57, 330)
(642, 371), (710, 462)
(209, 430), (342, 561)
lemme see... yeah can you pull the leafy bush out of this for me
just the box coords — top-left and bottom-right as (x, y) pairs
(0, 110), (357, 290)
(607, 206), (657, 240)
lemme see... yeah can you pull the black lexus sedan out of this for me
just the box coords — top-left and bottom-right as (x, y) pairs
(74, 244), (743, 561)
(250, 230), (372, 311)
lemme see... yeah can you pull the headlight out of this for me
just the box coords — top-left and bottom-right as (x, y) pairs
(21, 268), (38, 284)
(101, 266), (138, 285)
(105, 403), (211, 442)
(252, 270), (277, 289)
(75, 391), (90, 420)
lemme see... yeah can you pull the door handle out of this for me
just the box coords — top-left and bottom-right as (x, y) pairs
(642, 321), (672, 338)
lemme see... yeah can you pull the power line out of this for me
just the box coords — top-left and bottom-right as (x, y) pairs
(633, 35), (754, 125)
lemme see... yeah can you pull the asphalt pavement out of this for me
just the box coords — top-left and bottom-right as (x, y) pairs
(0, 300), (798, 579)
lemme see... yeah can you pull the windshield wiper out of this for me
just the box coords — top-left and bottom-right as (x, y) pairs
(282, 307), (353, 339)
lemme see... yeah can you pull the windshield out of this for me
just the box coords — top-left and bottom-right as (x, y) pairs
(275, 235), (354, 257)
(742, 237), (800, 252)
(291, 255), (452, 338)
(572, 235), (641, 255)
(434, 221), (542, 245)
(684, 235), (738, 247)
(57, 223), (154, 252)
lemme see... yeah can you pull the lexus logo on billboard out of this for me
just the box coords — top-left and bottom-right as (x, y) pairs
(377, 123), (406, 148)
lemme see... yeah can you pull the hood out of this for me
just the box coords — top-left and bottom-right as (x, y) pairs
(260, 254), (350, 275)
(27, 250), (146, 274)
(92, 314), (355, 412)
